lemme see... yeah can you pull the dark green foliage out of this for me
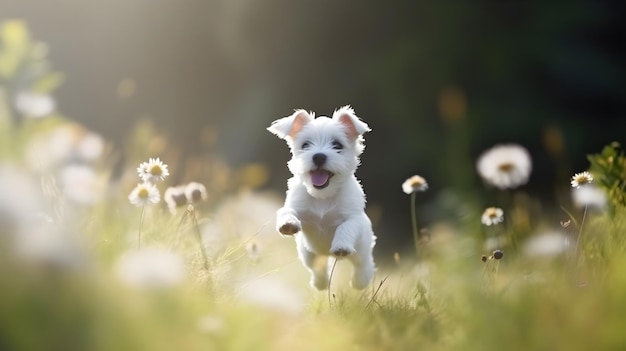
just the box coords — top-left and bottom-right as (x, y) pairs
(588, 142), (626, 213)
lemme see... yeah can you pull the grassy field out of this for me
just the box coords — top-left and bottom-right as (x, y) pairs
(2, 136), (626, 351)
(2, 20), (626, 351)
(2, 184), (626, 351)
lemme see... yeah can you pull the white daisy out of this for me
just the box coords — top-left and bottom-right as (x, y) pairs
(481, 207), (504, 226)
(570, 171), (593, 188)
(237, 276), (304, 314)
(14, 91), (56, 118)
(523, 231), (569, 258)
(402, 175), (429, 194)
(15, 223), (87, 269)
(115, 247), (186, 289)
(128, 182), (160, 207)
(476, 144), (532, 189)
(164, 185), (187, 213)
(0, 165), (44, 237)
(572, 183), (606, 209)
(185, 181), (208, 203)
(24, 126), (75, 171)
(59, 164), (105, 205)
(137, 157), (169, 183)
(77, 132), (105, 162)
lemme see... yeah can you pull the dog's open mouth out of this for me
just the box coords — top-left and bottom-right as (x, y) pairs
(311, 169), (333, 189)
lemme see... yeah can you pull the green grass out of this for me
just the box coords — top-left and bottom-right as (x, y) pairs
(1, 193), (625, 351)
(0, 117), (624, 350)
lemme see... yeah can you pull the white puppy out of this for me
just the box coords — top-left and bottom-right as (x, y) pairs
(267, 105), (376, 290)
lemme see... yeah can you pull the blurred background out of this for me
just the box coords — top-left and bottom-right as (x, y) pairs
(3, 0), (624, 255)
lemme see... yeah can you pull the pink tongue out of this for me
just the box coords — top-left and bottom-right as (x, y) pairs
(311, 170), (330, 187)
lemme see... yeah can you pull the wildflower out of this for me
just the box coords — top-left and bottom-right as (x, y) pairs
(185, 182), (208, 203)
(560, 219), (571, 228)
(77, 132), (105, 162)
(164, 185), (187, 213)
(403, 174), (428, 258)
(14, 91), (56, 118)
(570, 171), (593, 189)
(128, 182), (160, 207)
(129, 181), (161, 250)
(137, 157), (169, 183)
(60, 164), (105, 205)
(0, 165), (44, 237)
(15, 223), (87, 269)
(476, 144), (532, 189)
(402, 175), (429, 194)
(238, 276), (304, 314)
(246, 240), (261, 261)
(571, 183), (606, 209)
(481, 207), (504, 226)
(24, 125), (75, 171)
(493, 250), (504, 260)
(523, 231), (568, 258)
(115, 247), (186, 289)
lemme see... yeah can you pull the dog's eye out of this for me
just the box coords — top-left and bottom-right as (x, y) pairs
(332, 140), (343, 150)
(301, 142), (311, 150)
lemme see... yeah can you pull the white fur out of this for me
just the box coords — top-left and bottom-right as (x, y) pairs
(267, 105), (376, 290)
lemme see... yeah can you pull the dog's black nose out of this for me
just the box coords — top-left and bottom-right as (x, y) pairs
(312, 153), (327, 167)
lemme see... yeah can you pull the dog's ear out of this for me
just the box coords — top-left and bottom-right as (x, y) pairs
(267, 109), (313, 140)
(332, 105), (370, 139)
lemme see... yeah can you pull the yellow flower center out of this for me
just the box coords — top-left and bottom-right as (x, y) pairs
(575, 175), (590, 185)
(485, 208), (499, 218)
(138, 188), (149, 198)
(498, 162), (515, 172)
(411, 180), (424, 187)
(150, 165), (162, 176)
(409, 176), (426, 188)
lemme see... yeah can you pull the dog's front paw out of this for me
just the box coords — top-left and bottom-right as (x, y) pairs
(331, 246), (355, 257)
(278, 220), (301, 235)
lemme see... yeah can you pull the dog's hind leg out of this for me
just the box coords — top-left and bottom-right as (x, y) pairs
(347, 231), (376, 289)
(296, 238), (329, 290)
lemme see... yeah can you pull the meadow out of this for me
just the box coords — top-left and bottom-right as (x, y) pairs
(1, 20), (626, 351)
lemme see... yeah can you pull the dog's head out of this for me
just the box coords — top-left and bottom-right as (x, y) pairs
(267, 105), (370, 198)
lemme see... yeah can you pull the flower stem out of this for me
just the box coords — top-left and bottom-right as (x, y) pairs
(480, 259), (492, 294)
(494, 260), (501, 283)
(410, 192), (420, 259)
(328, 257), (338, 308)
(189, 205), (210, 270)
(138, 205), (145, 250)
(574, 204), (589, 258)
